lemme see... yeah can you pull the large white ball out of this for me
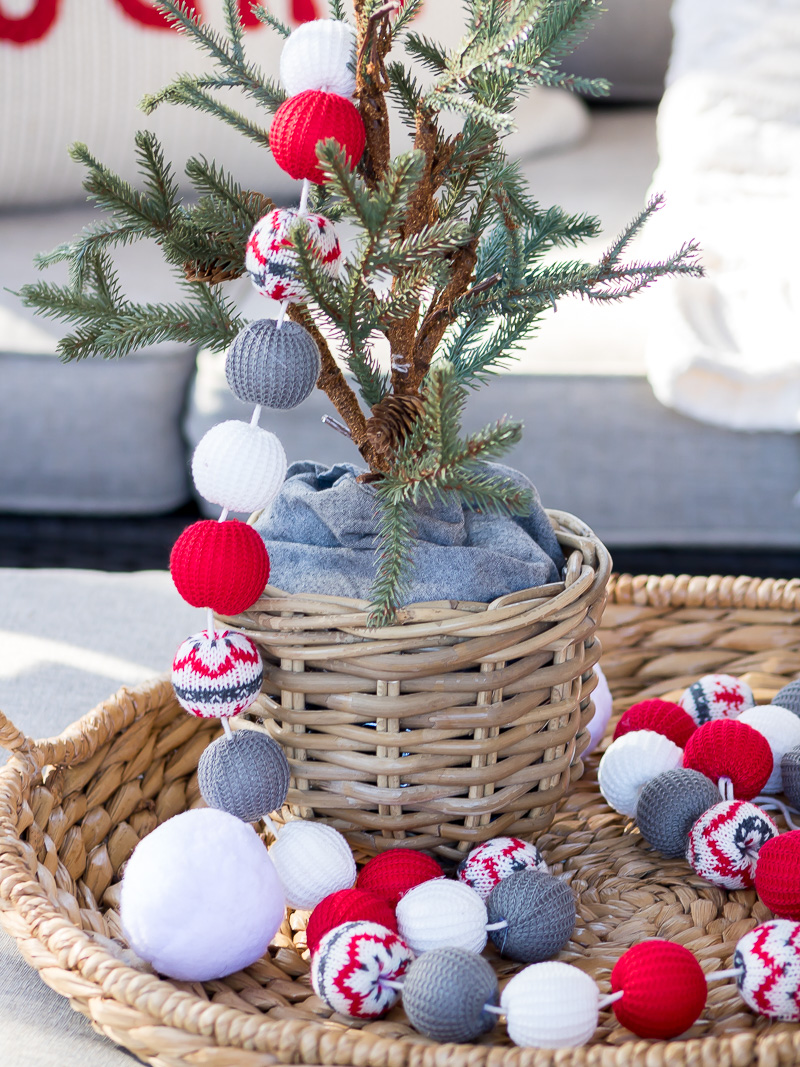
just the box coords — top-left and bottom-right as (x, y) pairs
(269, 820), (356, 910)
(738, 705), (800, 793)
(597, 729), (683, 816)
(120, 808), (284, 981)
(396, 879), (488, 955)
(191, 420), (287, 513)
(280, 20), (357, 99)
(501, 961), (599, 1048)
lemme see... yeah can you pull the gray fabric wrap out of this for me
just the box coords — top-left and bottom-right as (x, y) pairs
(254, 461), (565, 603)
(486, 870), (576, 963)
(401, 947), (499, 1043)
(773, 680), (800, 719)
(781, 747), (800, 810)
(635, 768), (720, 858)
(226, 319), (321, 410)
(198, 729), (290, 823)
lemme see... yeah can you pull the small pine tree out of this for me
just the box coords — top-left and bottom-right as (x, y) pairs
(19, 0), (702, 623)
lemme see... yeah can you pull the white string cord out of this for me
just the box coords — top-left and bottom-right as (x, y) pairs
(753, 795), (800, 829)
(250, 404), (262, 427)
(598, 990), (625, 1010)
(706, 968), (744, 982)
(221, 717), (233, 740)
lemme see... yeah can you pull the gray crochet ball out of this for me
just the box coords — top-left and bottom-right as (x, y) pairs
(401, 947), (499, 1043)
(635, 768), (720, 858)
(485, 870), (576, 963)
(773, 680), (800, 719)
(782, 746), (800, 810)
(226, 318), (321, 410)
(198, 729), (290, 823)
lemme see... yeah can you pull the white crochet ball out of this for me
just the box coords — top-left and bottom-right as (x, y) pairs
(280, 19), (357, 98)
(269, 820), (356, 910)
(585, 662), (613, 755)
(597, 729), (683, 817)
(396, 879), (488, 955)
(501, 961), (599, 1048)
(120, 808), (284, 981)
(191, 421), (287, 513)
(680, 673), (755, 725)
(738, 705), (800, 793)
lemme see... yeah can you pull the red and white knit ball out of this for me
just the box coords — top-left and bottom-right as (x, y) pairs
(245, 208), (342, 302)
(456, 837), (548, 901)
(613, 699), (697, 748)
(680, 673), (754, 725)
(311, 921), (414, 1019)
(280, 19), (357, 98)
(754, 831), (800, 921)
(610, 940), (707, 1039)
(171, 630), (263, 718)
(734, 920), (800, 1021)
(687, 800), (778, 889)
(191, 421), (287, 514)
(270, 90), (365, 184)
(738, 705), (800, 793)
(682, 718), (773, 800)
(597, 729), (683, 817)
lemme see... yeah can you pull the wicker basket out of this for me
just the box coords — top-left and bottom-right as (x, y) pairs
(218, 509), (611, 858)
(2, 570), (800, 1067)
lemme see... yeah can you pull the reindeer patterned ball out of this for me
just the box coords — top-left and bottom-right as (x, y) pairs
(457, 837), (548, 901)
(680, 674), (754, 726)
(734, 920), (800, 1021)
(311, 921), (414, 1019)
(687, 800), (778, 889)
(245, 208), (342, 302)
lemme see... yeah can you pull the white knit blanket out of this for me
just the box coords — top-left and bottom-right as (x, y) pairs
(645, 0), (800, 431)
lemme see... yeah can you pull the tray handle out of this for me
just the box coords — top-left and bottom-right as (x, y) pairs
(0, 708), (35, 757)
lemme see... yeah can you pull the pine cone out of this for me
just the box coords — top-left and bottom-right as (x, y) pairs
(364, 394), (426, 456)
(184, 258), (243, 285)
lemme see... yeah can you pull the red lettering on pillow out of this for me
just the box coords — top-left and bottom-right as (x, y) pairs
(114, 0), (200, 29)
(0, 0), (60, 44)
(290, 0), (318, 22)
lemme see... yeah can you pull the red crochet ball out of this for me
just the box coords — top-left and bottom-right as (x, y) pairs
(611, 940), (707, 1039)
(356, 849), (443, 906)
(614, 699), (697, 747)
(270, 90), (366, 184)
(754, 831), (800, 920)
(682, 718), (773, 800)
(170, 520), (270, 615)
(305, 888), (399, 955)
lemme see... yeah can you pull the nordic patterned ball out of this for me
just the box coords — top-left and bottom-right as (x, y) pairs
(191, 421), (287, 514)
(734, 920), (800, 1021)
(280, 19), (357, 98)
(401, 948), (499, 1044)
(635, 768), (721, 858)
(585, 662), (613, 755)
(356, 849), (443, 906)
(782, 745), (800, 809)
(197, 729), (290, 822)
(485, 870), (576, 963)
(738, 705), (800, 793)
(611, 940), (707, 1039)
(226, 319), (321, 411)
(597, 729), (683, 817)
(680, 673), (755, 725)
(171, 629), (263, 719)
(613, 699), (697, 748)
(395, 879), (488, 955)
(270, 90), (365, 184)
(311, 921), (414, 1019)
(269, 820), (356, 910)
(501, 961), (599, 1048)
(754, 831), (800, 921)
(170, 520), (270, 615)
(456, 837), (548, 901)
(772, 679), (800, 719)
(245, 209), (342, 303)
(682, 718), (773, 800)
(305, 888), (398, 956)
(687, 800), (778, 889)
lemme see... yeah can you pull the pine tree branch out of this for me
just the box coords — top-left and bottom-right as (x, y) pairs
(250, 3), (291, 37)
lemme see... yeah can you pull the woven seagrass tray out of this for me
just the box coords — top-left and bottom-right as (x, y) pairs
(221, 509), (610, 858)
(1, 570), (800, 1067)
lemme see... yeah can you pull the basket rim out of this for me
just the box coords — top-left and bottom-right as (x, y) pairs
(1, 570), (800, 1067)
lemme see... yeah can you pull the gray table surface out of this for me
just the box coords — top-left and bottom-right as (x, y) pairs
(0, 568), (197, 1066)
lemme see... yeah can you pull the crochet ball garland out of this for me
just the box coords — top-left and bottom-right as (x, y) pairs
(197, 728), (290, 824)
(305, 888), (398, 955)
(191, 420), (287, 514)
(171, 629), (263, 719)
(356, 848), (443, 906)
(170, 519), (270, 616)
(245, 208), (342, 304)
(280, 19), (357, 99)
(456, 835), (547, 899)
(270, 90), (365, 185)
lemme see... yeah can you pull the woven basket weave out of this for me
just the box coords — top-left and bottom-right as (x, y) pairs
(1, 570), (800, 1067)
(219, 509), (610, 858)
